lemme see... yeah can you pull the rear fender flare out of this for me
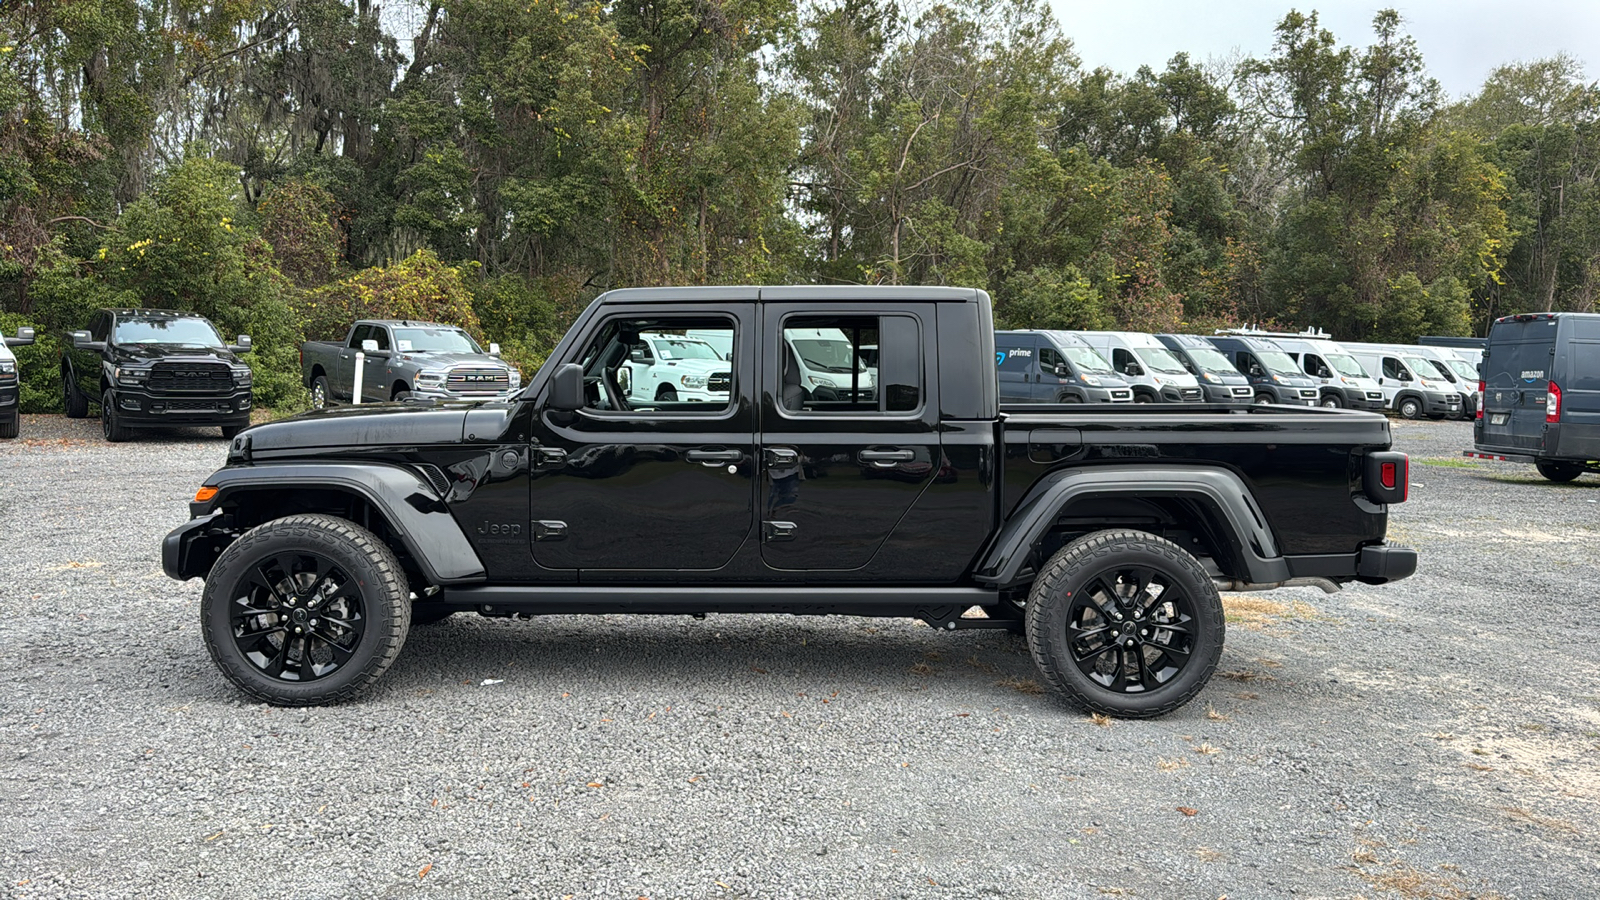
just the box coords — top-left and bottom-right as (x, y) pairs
(973, 465), (1289, 587)
(174, 462), (486, 584)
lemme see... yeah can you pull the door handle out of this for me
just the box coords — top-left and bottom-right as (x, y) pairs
(685, 448), (743, 466)
(859, 448), (915, 466)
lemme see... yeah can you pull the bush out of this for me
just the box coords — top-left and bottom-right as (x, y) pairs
(468, 274), (566, 379)
(296, 249), (480, 342)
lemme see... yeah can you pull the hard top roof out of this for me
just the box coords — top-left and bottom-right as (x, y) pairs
(596, 285), (983, 304)
(103, 308), (210, 319)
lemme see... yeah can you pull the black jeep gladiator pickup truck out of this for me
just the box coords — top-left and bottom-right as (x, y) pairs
(164, 286), (1416, 717)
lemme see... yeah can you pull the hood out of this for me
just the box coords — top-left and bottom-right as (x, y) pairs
(647, 358), (731, 376)
(244, 403), (479, 453)
(109, 343), (242, 365)
(396, 351), (512, 370)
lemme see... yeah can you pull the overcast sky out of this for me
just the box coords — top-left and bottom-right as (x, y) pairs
(1048, 1), (1600, 98)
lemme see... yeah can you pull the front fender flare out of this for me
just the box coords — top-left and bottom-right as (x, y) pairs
(973, 465), (1290, 588)
(164, 462), (486, 584)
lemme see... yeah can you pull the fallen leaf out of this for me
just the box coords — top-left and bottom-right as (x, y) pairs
(1177, 807), (1199, 817)
(418, 864), (432, 879)
(587, 781), (604, 788)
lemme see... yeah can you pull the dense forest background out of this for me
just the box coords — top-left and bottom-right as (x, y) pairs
(4, 0), (1600, 411)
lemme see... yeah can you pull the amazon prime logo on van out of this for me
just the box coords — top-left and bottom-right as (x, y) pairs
(1520, 370), (1545, 382)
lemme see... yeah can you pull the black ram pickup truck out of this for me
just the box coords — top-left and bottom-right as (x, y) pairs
(64, 309), (254, 441)
(164, 287), (1416, 717)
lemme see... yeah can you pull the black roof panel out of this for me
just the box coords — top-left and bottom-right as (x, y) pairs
(596, 285), (982, 304)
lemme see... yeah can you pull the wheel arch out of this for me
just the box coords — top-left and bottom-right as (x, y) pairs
(163, 463), (486, 586)
(307, 363), (327, 387)
(973, 465), (1289, 589)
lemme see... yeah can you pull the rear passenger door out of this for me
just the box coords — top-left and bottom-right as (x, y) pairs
(995, 334), (1036, 402)
(759, 304), (938, 571)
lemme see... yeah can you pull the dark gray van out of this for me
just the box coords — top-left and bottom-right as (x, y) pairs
(1204, 334), (1320, 406)
(995, 331), (1134, 403)
(1153, 333), (1253, 406)
(1469, 312), (1600, 481)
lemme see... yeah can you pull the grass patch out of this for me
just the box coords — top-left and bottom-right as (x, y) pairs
(1418, 458), (1481, 469)
(1221, 596), (1319, 629)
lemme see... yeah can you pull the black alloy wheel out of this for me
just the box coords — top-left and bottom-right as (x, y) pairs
(1026, 530), (1224, 718)
(202, 514), (410, 705)
(101, 389), (130, 442)
(63, 374), (88, 418)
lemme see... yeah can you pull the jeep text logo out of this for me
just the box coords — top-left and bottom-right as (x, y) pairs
(476, 521), (522, 536)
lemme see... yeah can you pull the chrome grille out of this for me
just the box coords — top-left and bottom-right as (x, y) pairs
(446, 367), (510, 390)
(707, 372), (732, 392)
(149, 362), (232, 392)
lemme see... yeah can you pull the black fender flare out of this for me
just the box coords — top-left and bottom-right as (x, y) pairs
(972, 465), (1290, 588)
(163, 462), (486, 584)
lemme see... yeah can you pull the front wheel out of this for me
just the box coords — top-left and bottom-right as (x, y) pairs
(101, 390), (131, 442)
(1025, 529), (1224, 718)
(221, 424), (245, 439)
(1253, 393), (1273, 406)
(201, 514), (411, 705)
(1536, 460), (1584, 483)
(657, 385), (678, 402)
(1320, 394), (1344, 409)
(63, 375), (88, 418)
(1133, 393), (1153, 404)
(1398, 396), (1423, 419)
(0, 411), (17, 439)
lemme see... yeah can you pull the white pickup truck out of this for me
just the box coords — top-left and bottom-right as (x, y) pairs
(622, 333), (733, 403)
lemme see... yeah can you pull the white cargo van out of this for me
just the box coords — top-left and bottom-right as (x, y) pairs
(1071, 331), (1204, 403)
(1341, 342), (1463, 419)
(1259, 334), (1386, 410)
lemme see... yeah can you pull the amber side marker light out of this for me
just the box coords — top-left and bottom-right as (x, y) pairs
(194, 486), (219, 503)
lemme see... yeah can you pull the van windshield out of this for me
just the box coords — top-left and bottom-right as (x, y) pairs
(1326, 354), (1367, 378)
(1405, 357), (1445, 382)
(1443, 358), (1477, 380)
(1133, 347), (1189, 375)
(1064, 347), (1116, 375)
(1257, 350), (1303, 377)
(1184, 346), (1239, 375)
(791, 339), (858, 373)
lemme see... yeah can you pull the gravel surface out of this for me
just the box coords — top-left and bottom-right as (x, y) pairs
(2, 413), (1598, 899)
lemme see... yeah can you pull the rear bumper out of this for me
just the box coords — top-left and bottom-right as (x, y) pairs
(1357, 543), (1418, 584)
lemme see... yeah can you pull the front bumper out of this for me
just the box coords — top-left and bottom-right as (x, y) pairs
(1203, 383), (1253, 406)
(412, 384), (520, 402)
(1336, 388), (1385, 410)
(0, 383), (17, 408)
(109, 386), (252, 426)
(1426, 393), (1462, 417)
(163, 510), (225, 581)
(1159, 386), (1206, 403)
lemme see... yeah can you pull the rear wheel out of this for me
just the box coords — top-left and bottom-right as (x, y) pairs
(63, 375), (88, 418)
(101, 390), (131, 442)
(310, 376), (331, 410)
(1025, 530), (1224, 718)
(1536, 460), (1584, 483)
(201, 514), (411, 705)
(1397, 396), (1423, 419)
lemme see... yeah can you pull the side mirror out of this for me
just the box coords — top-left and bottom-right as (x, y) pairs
(1124, 364), (1141, 377)
(1053, 363), (1070, 378)
(230, 334), (252, 354)
(550, 363), (584, 411)
(70, 330), (105, 352)
(361, 339), (379, 353)
(628, 348), (647, 362)
(616, 366), (632, 395)
(489, 342), (501, 356)
(4, 326), (34, 347)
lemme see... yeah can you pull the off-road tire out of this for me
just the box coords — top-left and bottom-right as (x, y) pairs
(1025, 529), (1225, 718)
(0, 412), (17, 439)
(63, 375), (88, 418)
(310, 375), (332, 410)
(1397, 396), (1423, 419)
(1536, 460), (1584, 483)
(202, 514), (411, 706)
(101, 390), (131, 442)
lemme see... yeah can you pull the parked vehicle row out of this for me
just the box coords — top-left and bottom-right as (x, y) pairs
(1468, 311), (1600, 482)
(1, 326), (37, 439)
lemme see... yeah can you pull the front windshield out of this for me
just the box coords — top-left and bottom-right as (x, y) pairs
(1444, 358), (1477, 380)
(1326, 354), (1367, 378)
(1133, 346), (1189, 375)
(1064, 347), (1116, 375)
(792, 339), (858, 373)
(1405, 357), (1445, 382)
(652, 338), (721, 361)
(1257, 350), (1303, 377)
(1184, 346), (1239, 375)
(113, 317), (224, 348)
(394, 327), (481, 353)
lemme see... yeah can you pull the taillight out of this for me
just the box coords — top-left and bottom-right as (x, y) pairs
(1476, 380), (1485, 420)
(1364, 451), (1409, 504)
(1381, 462), (1397, 489)
(1547, 381), (1562, 423)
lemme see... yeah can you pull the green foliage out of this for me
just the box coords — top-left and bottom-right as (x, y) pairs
(260, 180), (341, 287)
(296, 250), (481, 343)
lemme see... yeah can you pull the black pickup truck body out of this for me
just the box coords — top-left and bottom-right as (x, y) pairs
(164, 286), (1415, 716)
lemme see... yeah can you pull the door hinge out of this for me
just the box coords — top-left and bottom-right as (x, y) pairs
(763, 447), (799, 467)
(763, 520), (797, 542)
(534, 520), (568, 542)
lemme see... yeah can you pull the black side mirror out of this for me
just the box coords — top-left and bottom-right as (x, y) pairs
(550, 363), (584, 411)
(1054, 363), (1070, 378)
(230, 334), (252, 354)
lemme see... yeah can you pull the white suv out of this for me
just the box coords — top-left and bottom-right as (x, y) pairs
(1, 326), (36, 439)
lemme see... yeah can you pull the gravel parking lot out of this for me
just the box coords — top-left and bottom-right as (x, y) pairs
(2, 414), (1598, 899)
